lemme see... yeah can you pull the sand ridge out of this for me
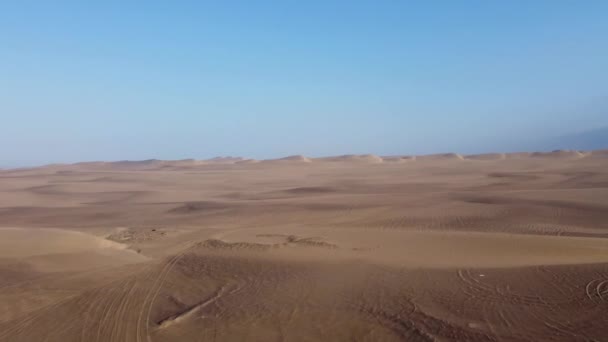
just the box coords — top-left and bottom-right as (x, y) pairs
(30, 148), (608, 172)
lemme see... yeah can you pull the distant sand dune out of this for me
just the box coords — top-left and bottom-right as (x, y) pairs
(530, 150), (586, 159)
(381, 156), (416, 163)
(503, 152), (532, 159)
(235, 158), (259, 164)
(39, 148), (608, 171)
(264, 155), (312, 163)
(315, 154), (383, 163)
(204, 156), (245, 164)
(465, 153), (506, 160)
(416, 153), (464, 161)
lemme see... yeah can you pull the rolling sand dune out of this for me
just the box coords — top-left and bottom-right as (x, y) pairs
(315, 154), (384, 163)
(204, 156), (245, 164)
(416, 152), (464, 161)
(264, 155), (312, 163)
(465, 153), (506, 160)
(530, 150), (586, 159)
(0, 227), (146, 272)
(2, 150), (608, 341)
(234, 158), (259, 164)
(382, 156), (416, 163)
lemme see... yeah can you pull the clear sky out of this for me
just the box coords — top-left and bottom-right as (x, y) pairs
(1, 1), (607, 166)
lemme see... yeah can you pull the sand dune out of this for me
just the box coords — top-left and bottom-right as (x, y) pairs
(503, 152), (532, 159)
(204, 156), (245, 164)
(36, 149), (608, 172)
(465, 153), (506, 160)
(416, 152), (464, 161)
(212, 228), (608, 268)
(263, 155), (312, 163)
(0, 227), (146, 273)
(109, 159), (166, 169)
(2, 151), (608, 341)
(381, 155), (416, 163)
(530, 150), (586, 159)
(315, 154), (383, 163)
(234, 158), (259, 164)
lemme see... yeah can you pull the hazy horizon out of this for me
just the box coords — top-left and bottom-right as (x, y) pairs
(2, 1), (607, 167)
(3, 124), (608, 169)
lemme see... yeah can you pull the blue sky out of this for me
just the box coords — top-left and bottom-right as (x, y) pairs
(1, 1), (607, 166)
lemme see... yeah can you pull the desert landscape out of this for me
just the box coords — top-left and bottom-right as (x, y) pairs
(1, 150), (608, 341)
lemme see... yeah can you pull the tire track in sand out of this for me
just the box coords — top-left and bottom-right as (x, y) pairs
(136, 242), (196, 342)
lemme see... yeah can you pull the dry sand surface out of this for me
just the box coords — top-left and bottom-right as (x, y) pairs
(1, 150), (608, 341)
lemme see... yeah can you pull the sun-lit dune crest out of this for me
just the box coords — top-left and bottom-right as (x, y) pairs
(530, 150), (586, 159)
(259, 155), (311, 163)
(69, 159), (166, 170)
(381, 155), (416, 163)
(464, 153), (506, 161)
(315, 154), (383, 163)
(101, 159), (168, 170)
(171, 158), (198, 165)
(156, 159), (207, 170)
(275, 155), (313, 163)
(113, 159), (164, 166)
(204, 156), (246, 164)
(235, 158), (260, 164)
(416, 153), (464, 161)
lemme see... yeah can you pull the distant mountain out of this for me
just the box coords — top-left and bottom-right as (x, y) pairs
(539, 127), (608, 151)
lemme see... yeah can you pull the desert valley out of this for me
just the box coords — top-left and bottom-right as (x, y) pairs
(1, 150), (608, 341)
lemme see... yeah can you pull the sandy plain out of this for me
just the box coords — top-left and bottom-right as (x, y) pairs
(1, 150), (608, 341)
